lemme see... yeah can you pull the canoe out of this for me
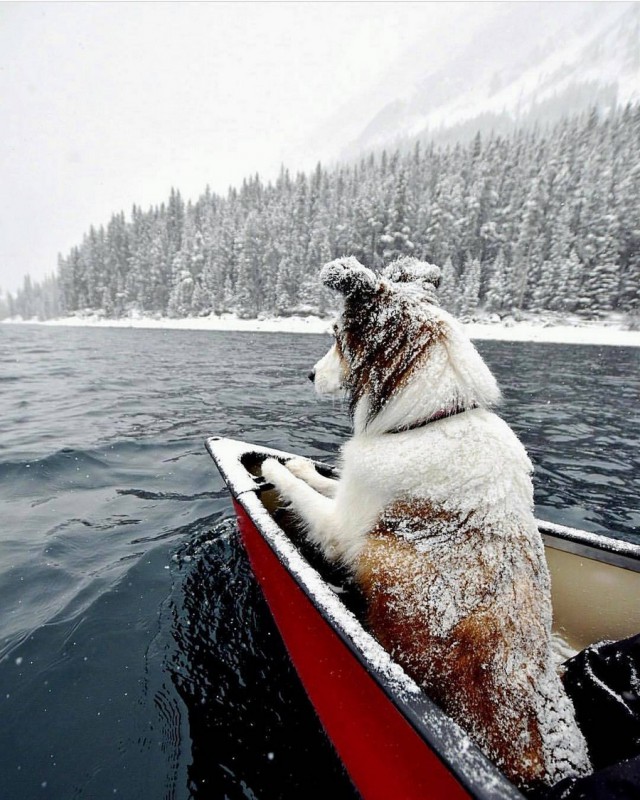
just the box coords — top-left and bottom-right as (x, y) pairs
(205, 435), (640, 800)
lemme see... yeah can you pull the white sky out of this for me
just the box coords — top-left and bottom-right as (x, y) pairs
(0, 1), (487, 293)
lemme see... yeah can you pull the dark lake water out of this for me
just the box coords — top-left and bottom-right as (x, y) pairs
(0, 324), (638, 799)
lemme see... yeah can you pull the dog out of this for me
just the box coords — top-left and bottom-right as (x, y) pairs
(262, 256), (591, 791)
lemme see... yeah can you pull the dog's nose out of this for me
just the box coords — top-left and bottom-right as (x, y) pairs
(308, 370), (316, 383)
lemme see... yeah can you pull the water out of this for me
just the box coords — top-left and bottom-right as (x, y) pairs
(0, 325), (638, 800)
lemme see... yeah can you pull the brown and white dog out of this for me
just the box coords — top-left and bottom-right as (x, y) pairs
(262, 256), (591, 791)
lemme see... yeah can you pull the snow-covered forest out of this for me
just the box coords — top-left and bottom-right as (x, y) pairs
(5, 106), (640, 323)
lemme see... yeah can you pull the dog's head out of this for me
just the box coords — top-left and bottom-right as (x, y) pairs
(311, 256), (500, 433)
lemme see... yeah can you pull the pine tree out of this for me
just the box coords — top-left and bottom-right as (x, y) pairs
(438, 257), (458, 314)
(274, 256), (296, 316)
(559, 249), (583, 312)
(511, 176), (547, 309)
(485, 249), (509, 314)
(579, 200), (620, 315)
(614, 109), (640, 318)
(380, 167), (415, 263)
(459, 257), (481, 319)
(234, 212), (265, 318)
(190, 279), (213, 315)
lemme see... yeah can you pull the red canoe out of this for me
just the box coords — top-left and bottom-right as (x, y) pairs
(206, 435), (640, 800)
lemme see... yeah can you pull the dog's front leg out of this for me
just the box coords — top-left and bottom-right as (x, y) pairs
(262, 458), (341, 560)
(285, 457), (339, 498)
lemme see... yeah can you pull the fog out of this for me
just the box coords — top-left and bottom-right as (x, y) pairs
(1, 2), (493, 292)
(2, 2), (632, 295)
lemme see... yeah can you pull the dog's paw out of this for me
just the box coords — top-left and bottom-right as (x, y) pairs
(261, 458), (290, 489)
(285, 457), (317, 481)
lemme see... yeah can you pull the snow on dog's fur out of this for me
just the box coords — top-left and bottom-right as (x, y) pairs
(262, 256), (591, 791)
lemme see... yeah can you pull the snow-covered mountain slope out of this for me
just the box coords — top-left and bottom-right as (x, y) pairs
(343, 2), (639, 156)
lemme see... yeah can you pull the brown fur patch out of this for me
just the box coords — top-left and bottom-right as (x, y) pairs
(336, 284), (446, 422)
(355, 499), (550, 789)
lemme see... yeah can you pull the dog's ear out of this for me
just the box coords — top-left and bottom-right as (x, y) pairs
(382, 257), (441, 291)
(320, 257), (378, 297)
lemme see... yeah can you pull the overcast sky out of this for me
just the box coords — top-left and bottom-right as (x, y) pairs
(0, 2), (490, 294)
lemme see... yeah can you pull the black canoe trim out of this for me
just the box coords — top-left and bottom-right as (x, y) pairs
(540, 521), (640, 573)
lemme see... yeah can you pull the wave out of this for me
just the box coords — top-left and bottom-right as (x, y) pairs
(0, 446), (109, 484)
(116, 487), (224, 502)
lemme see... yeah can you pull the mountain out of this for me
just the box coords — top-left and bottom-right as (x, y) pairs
(340, 2), (640, 157)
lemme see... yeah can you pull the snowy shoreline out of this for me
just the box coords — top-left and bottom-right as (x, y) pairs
(3, 313), (640, 347)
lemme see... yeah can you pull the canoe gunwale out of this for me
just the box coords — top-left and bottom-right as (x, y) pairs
(540, 522), (640, 573)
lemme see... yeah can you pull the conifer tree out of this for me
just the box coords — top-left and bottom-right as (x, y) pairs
(438, 257), (458, 314)
(460, 257), (481, 319)
(485, 249), (509, 314)
(18, 105), (635, 323)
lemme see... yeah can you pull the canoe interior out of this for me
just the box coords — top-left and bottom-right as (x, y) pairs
(545, 544), (640, 651)
(238, 448), (640, 656)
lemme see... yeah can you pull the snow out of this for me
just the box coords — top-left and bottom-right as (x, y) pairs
(540, 520), (640, 561)
(1, 312), (334, 335)
(4, 312), (640, 348)
(465, 320), (640, 348)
